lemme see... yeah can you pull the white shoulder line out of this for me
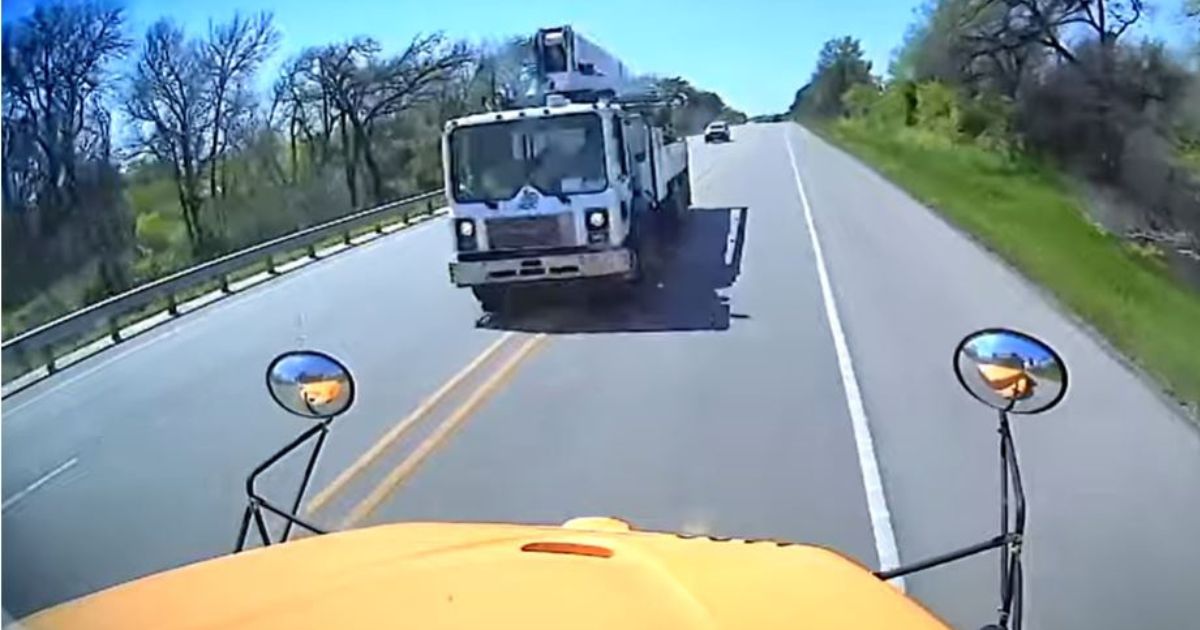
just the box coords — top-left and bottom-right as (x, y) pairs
(784, 126), (905, 590)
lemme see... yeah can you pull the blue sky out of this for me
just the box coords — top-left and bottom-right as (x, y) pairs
(3, 0), (1195, 114)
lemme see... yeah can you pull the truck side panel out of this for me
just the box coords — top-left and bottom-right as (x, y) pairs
(648, 127), (688, 204)
(622, 116), (658, 209)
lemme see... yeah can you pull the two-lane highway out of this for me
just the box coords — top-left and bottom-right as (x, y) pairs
(4, 123), (1200, 628)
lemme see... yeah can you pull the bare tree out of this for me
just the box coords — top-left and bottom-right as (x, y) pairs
(273, 52), (337, 182)
(202, 12), (279, 199)
(964, 0), (1147, 179)
(125, 20), (214, 250)
(431, 50), (480, 121)
(1, 0), (128, 225)
(270, 65), (304, 181)
(315, 33), (471, 205)
(304, 38), (377, 207)
(474, 37), (535, 111)
(2, 0), (135, 303)
(2, 97), (43, 216)
(983, 0), (1143, 64)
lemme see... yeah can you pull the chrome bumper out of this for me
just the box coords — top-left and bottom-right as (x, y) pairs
(449, 248), (634, 286)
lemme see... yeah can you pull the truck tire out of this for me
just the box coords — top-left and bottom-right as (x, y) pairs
(471, 286), (508, 313)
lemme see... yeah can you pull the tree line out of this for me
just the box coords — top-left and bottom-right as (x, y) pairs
(1, 1), (740, 336)
(789, 0), (1200, 256)
(0, 2), (483, 331)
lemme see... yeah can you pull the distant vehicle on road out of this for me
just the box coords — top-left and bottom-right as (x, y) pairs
(704, 121), (731, 143)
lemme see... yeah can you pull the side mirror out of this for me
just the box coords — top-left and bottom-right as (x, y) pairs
(266, 350), (356, 419)
(238, 350), (357, 552)
(879, 327), (1065, 629)
(954, 328), (1067, 415)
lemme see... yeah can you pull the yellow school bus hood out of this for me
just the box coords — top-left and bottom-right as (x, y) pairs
(25, 520), (947, 629)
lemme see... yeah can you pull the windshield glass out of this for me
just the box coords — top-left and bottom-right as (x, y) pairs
(450, 113), (607, 202)
(9, 3), (1200, 627)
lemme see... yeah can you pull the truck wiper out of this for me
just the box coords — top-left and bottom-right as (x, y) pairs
(483, 200), (499, 209)
(553, 193), (571, 204)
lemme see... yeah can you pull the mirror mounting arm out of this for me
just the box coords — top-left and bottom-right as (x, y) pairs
(876, 410), (1028, 630)
(235, 419), (332, 553)
(998, 411), (1026, 629)
(874, 532), (1016, 581)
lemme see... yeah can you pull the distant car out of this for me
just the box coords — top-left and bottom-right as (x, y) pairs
(704, 121), (731, 143)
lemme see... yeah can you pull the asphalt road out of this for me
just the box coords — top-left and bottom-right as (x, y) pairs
(4, 123), (1200, 629)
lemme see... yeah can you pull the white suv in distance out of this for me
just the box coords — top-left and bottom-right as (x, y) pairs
(704, 121), (731, 143)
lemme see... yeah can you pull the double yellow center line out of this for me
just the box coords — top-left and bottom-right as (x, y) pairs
(304, 331), (549, 528)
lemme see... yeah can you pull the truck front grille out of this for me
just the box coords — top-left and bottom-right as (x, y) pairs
(486, 214), (575, 250)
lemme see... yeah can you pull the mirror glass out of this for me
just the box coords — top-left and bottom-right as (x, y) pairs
(954, 328), (1067, 414)
(266, 351), (355, 419)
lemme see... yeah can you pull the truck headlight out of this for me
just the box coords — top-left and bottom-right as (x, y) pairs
(586, 209), (608, 229)
(455, 219), (477, 251)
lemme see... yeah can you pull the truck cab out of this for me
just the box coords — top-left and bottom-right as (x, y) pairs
(444, 98), (688, 311)
(443, 25), (689, 312)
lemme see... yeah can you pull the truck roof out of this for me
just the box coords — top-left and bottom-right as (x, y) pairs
(447, 101), (618, 130)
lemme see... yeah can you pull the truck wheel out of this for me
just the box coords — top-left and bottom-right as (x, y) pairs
(471, 286), (508, 313)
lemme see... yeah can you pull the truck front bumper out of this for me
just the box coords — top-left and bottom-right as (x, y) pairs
(449, 248), (634, 286)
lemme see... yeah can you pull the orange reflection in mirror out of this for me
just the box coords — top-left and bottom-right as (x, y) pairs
(300, 380), (343, 406)
(976, 364), (1035, 400)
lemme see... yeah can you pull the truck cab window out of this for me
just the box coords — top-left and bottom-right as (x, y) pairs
(450, 114), (607, 203)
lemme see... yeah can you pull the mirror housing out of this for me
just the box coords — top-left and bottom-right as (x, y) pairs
(954, 328), (1067, 415)
(266, 351), (356, 419)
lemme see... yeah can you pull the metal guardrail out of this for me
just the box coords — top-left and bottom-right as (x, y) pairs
(1, 189), (444, 392)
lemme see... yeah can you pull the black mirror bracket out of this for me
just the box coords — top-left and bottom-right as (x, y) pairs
(234, 417), (333, 552)
(874, 409), (1027, 630)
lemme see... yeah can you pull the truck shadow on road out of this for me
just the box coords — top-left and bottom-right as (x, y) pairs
(477, 207), (749, 333)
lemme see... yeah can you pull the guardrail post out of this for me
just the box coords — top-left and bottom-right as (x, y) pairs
(307, 244), (317, 259)
(41, 347), (58, 375)
(426, 198), (434, 215)
(266, 255), (280, 276)
(220, 275), (232, 294)
(167, 293), (180, 316)
(343, 230), (352, 245)
(375, 222), (385, 235)
(109, 317), (123, 343)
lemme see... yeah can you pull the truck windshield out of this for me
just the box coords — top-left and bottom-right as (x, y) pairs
(450, 113), (607, 203)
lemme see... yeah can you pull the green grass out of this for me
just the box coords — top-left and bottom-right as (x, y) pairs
(823, 118), (1200, 413)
